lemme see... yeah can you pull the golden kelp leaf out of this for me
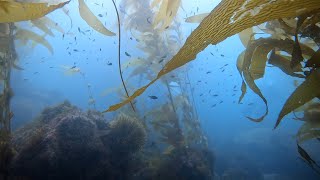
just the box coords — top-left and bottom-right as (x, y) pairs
(294, 99), (316, 112)
(282, 18), (297, 29)
(303, 103), (320, 122)
(236, 51), (247, 103)
(236, 50), (245, 74)
(268, 50), (305, 78)
(291, 15), (307, 67)
(185, 13), (209, 23)
(239, 81), (247, 103)
(277, 19), (296, 36)
(153, 0), (180, 30)
(243, 38), (311, 121)
(238, 27), (254, 47)
(291, 34), (304, 68)
(0, 0), (69, 23)
(249, 44), (273, 80)
(297, 121), (320, 143)
(15, 29), (53, 54)
(104, 0), (320, 112)
(31, 18), (54, 37)
(305, 48), (320, 68)
(162, 0), (180, 29)
(78, 0), (115, 36)
(241, 38), (313, 120)
(275, 69), (320, 128)
(243, 50), (269, 121)
(153, 0), (168, 28)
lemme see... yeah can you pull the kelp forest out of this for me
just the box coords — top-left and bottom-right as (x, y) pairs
(0, 0), (320, 179)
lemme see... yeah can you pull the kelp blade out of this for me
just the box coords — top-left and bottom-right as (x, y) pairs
(78, 0), (115, 36)
(15, 29), (53, 54)
(0, 0), (70, 23)
(275, 69), (320, 129)
(31, 18), (55, 37)
(297, 121), (320, 143)
(238, 27), (254, 47)
(185, 13), (209, 23)
(104, 0), (320, 112)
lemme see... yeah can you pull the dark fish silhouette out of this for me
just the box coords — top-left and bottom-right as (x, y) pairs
(149, 96), (158, 99)
(125, 52), (131, 57)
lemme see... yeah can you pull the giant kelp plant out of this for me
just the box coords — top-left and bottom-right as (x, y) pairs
(117, 0), (206, 150)
(0, 22), (17, 180)
(103, 0), (320, 112)
(0, 0), (211, 179)
(234, 14), (320, 174)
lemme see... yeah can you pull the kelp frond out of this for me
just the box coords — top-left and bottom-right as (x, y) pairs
(111, 0), (135, 112)
(0, 0), (70, 23)
(15, 28), (53, 54)
(103, 0), (320, 113)
(78, 0), (115, 36)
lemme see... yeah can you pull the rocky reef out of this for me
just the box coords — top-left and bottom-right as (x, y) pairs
(133, 146), (215, 180)
(10, 101), (146, 180)
(8, 101), (214, 180)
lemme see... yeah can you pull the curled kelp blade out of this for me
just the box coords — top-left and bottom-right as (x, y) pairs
(305, 48), (320, 68)
(242, 46), (269, 122)
(249, 43), (273, 80)
(0, 0), (69, 23)
(152, 0), (181, 30)
(103, 0), (320, 112)
(238, 27), (254, 48)
(239, 81), (247, 104)
(241, 38), (314, 121)
(185, 13), (209, 23)
(31, 18), (55, 37)
(297, 143), (320, 174)
(15, 29), (53, 54)
(268, 50), (305, 78)
(78, 0), (115, 36)
(275, 69), (320, 129)
(236, 51), (247, 103)
(152, 0), (168, 28)
(163, 0), (180, 29)
(297, 121), (320, 143)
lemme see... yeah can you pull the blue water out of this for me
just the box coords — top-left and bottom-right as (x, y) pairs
(9, 0), (320, 179)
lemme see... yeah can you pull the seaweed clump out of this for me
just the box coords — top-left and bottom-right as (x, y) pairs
(134, 146), (215, 180)
(103, 113), (146, 154)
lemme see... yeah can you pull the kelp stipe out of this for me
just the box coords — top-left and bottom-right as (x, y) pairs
(111, 0), (136, 112)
